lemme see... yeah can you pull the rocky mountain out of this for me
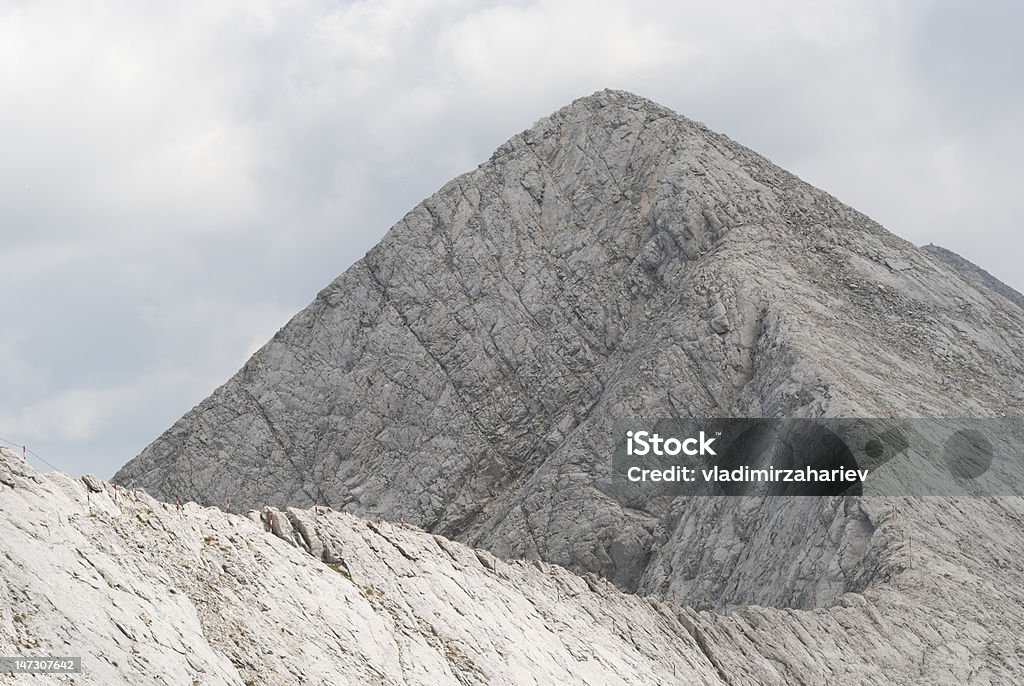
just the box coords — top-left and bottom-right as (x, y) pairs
(114, 90), (1024, 604)
(5, 446), (1024, 685)
(15, 88), (1010, 682)
(921, 243), (1024, 311)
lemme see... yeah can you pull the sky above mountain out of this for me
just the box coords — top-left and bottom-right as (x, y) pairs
(2, 0), (1022, 477)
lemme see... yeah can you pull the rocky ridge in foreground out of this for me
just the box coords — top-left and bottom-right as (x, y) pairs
(5, 446), (1024, 684)
(0, 446), (718, 685)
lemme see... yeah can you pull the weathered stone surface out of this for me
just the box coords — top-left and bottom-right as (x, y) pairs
(1, 446), (729, 685)
(10, 89), (1007, 682)
(921, 242), (1024, 312)
(114, 91), (1024, 604)
(6, 446), (1024, 685)
(81, 474), (104, 493)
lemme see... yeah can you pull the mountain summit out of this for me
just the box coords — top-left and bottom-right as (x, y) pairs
(115, 90), (1024, 606)
(0, 89), (1012, 683)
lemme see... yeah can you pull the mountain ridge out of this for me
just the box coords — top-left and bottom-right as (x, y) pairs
(115, 89), (1024, 603)
(921, 242), (1024, 311)
(6, 89), (1024, 684)
(7, 441), (1024, 684)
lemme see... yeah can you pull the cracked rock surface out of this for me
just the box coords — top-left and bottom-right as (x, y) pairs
(5, 447), (1024, 684)
(1, 447), (723, 685)
(115, 91), (1024, 605)
(921, 243), (1024, 312)
(10, 88), (1012, 682)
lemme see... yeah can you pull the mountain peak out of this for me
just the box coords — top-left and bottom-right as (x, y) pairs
(115, 91), (1024, 599)
(9, 88), (1024, 685)
(486, 87), (688, 164)
(569, 87), (672, 110)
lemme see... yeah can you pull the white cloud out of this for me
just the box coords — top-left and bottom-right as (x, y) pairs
(1, 0), (1021, 476)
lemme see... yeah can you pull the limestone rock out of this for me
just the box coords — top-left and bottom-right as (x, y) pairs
(921, 243), (1024, 311)
(5, 446), (1024, 684)
(0, 446), (730, 685)
(114, 91), (1024, 600)
(81, 474), (104, 493)
(44, 89), (1024, 682)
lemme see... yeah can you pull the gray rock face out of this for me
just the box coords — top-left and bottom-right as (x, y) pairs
(0, 447), (724, 685)
(4, 90), (1023, 684)
(921, 243), (1024, 311)
(114, 90), (1024, 610)
(6, 446), (1024, 685)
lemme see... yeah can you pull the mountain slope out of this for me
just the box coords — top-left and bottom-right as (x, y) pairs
(1, 446), (724, 685)
(115, 90), (1024, 602)
(8, 446), (1024, 685)
(921, 243), (1024, 311)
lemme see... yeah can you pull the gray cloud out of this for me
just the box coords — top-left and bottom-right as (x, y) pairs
(2, 0), (1021, 477)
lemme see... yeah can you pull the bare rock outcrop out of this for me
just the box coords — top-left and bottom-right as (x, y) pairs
(114, 91), (1024, 606)
(0, 446), (723, 685)
(21, 89), (1014, 683)
(5, 445), (1024, 684)
(921, 243), (1024, 311)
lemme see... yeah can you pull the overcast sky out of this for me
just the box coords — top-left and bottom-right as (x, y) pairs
(2, 0), (1021, 477)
